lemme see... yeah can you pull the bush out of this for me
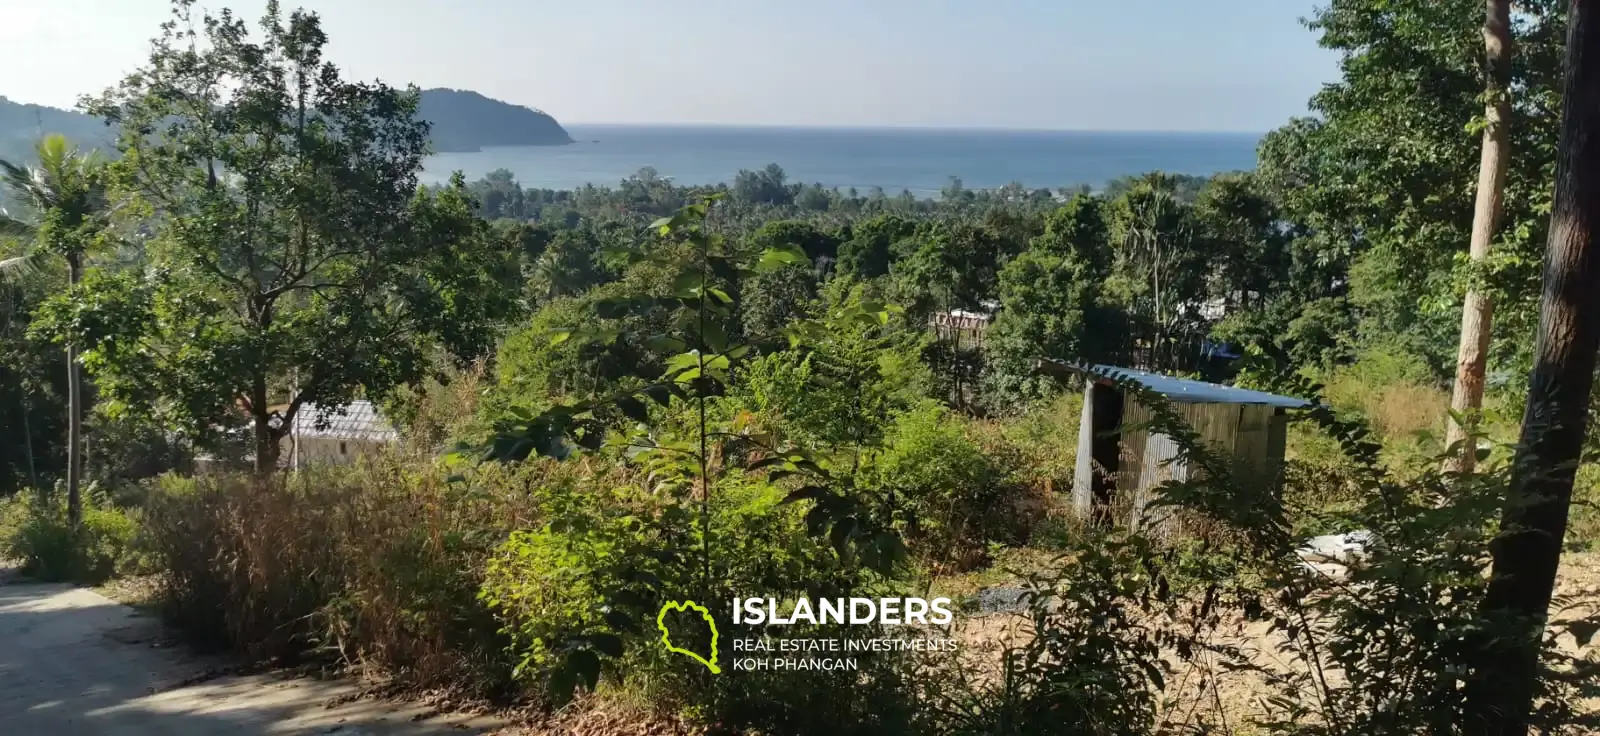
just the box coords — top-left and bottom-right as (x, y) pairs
(916, 532), (1183, 736)
(479, 471), (916, 732)
(1318, 346), (1448, 461)
(871, 401), (1031, 569)
(0, 488), (142, 583)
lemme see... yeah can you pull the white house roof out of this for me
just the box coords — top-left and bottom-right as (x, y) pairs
(291, 400), (400, 442)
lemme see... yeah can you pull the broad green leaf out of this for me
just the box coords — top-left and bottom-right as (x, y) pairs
(645, 334), (688, 353)
(672, 271), (705, 298)
(779, 485), (830, 505)
(664, 351), (701, 374)
(615, 396), (650, 423)
(696, 320), (730, 353)
(754, 244), (809, 273)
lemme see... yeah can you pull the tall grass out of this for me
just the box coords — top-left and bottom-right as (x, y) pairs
(138, 457), (560, 695)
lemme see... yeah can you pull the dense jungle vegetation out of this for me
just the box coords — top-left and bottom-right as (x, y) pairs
(3, 0), (1600, 734)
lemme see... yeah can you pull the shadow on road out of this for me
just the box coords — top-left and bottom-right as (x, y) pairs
(0, 581), (503, 735)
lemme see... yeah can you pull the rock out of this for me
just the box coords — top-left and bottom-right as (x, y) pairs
(966, 585), (1029, 614)
(1297, 530), (1376, 563)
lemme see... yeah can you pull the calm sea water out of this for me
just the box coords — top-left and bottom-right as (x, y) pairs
(421, 125), (1263, 196)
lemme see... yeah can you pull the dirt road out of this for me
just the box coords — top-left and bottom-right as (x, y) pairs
(0, 580), (507, 735)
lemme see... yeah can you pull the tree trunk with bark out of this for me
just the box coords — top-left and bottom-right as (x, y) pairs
(1466, 2), (1600, 731)
(65, 255), (82, 528)
(1446, 0), (1514, 475)
(250, 374), (280, 474)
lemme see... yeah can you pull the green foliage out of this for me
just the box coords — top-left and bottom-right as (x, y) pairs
(479, 196), (916, 713)
(1235, 354), (1598, 733)
(530, 227), (615, 299)
(0, 252), (68, 493)
(0, 134), (111, 261)
(995, 390), (1084, 510)
(837, 214), (916, 279)
(891, 220), (1013, 318)
(0, 489), (142, 583)
(479, 476), (872, 709)
(918, 533), (1178, 736)
(74, 1), (519, 469)
(7, 2), (1600, 732)
(869, 401), (1028, 568)
(983, 195), (1123, 405)
(732, 163), (795, 206)
(1256, 0), (1565, 379)
(490, 279), (667, 415)
(737, 293), (930, 450)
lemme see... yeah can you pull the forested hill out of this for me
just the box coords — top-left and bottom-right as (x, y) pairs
(416, 88), (573, 151)
(0, 88), (571, 162)
(0, 96), (115, 163)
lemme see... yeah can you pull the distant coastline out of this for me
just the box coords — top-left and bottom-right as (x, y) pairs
(416, 88), (572, 152)
(1, 89), (575, 161)
(423, 125), (1261, 196)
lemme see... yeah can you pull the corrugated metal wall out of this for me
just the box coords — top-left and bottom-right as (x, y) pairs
(1072, 382), (1098, 517)
(1073, 387), (1290, 532)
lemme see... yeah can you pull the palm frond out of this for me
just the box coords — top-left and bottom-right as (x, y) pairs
(0, 249), (48, 281)
(0, 211), (34, 237)
(35, 134), (70, 178)
(0, 157), (51, 212)
(0, 158), (31, 190)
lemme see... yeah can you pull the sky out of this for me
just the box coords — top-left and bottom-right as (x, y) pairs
(0, 0), (1338, 132)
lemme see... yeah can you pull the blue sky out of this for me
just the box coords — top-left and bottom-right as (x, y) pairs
(0, 0), (1337, 132)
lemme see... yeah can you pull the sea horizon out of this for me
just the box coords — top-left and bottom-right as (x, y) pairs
(555, 122), (1271, 136)
(422, 124), (1263, 196)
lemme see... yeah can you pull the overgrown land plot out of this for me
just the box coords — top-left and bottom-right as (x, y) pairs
(3, 1), (1600, 734)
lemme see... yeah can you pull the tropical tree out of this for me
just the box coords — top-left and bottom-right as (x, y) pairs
(71, 0), (517, 472)
(836, 214), (914, 279)
(1468, 1), (1600, 727)
(1258, 0), (1564, 378)
(0, 134), (111, 526)
(1445, 0), (1514, 474)
(1107, 174), (1199, 371)
(731, 163), (794, 206)
(982, 194), (1122, 404)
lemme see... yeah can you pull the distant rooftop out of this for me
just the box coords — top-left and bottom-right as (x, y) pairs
(1082, 363), (1310, 408)
(291, 400), (400, 442)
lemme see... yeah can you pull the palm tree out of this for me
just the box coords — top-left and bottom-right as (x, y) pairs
(0, 134), (111, 528)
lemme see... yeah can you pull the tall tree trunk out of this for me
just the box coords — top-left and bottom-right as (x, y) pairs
(65, 255), (82, 528)
(20, 387), (37, 490)
(1446, 0), (1514, 475)
(1466, 2), (1600, 731)
(251, 373), (279, 474)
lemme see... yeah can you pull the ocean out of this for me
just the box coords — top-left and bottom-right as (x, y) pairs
(420, 125), (1263, 197)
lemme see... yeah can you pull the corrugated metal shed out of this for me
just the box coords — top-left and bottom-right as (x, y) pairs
(291, 400), (399, 443)
(1084, 364), (1310, 408)
(1067, 363), (1308, 534)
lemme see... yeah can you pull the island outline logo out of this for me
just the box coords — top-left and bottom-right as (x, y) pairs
(656, 600), (721, 674)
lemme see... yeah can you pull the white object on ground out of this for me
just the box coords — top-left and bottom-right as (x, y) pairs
(1297, 530), (1376, 563)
